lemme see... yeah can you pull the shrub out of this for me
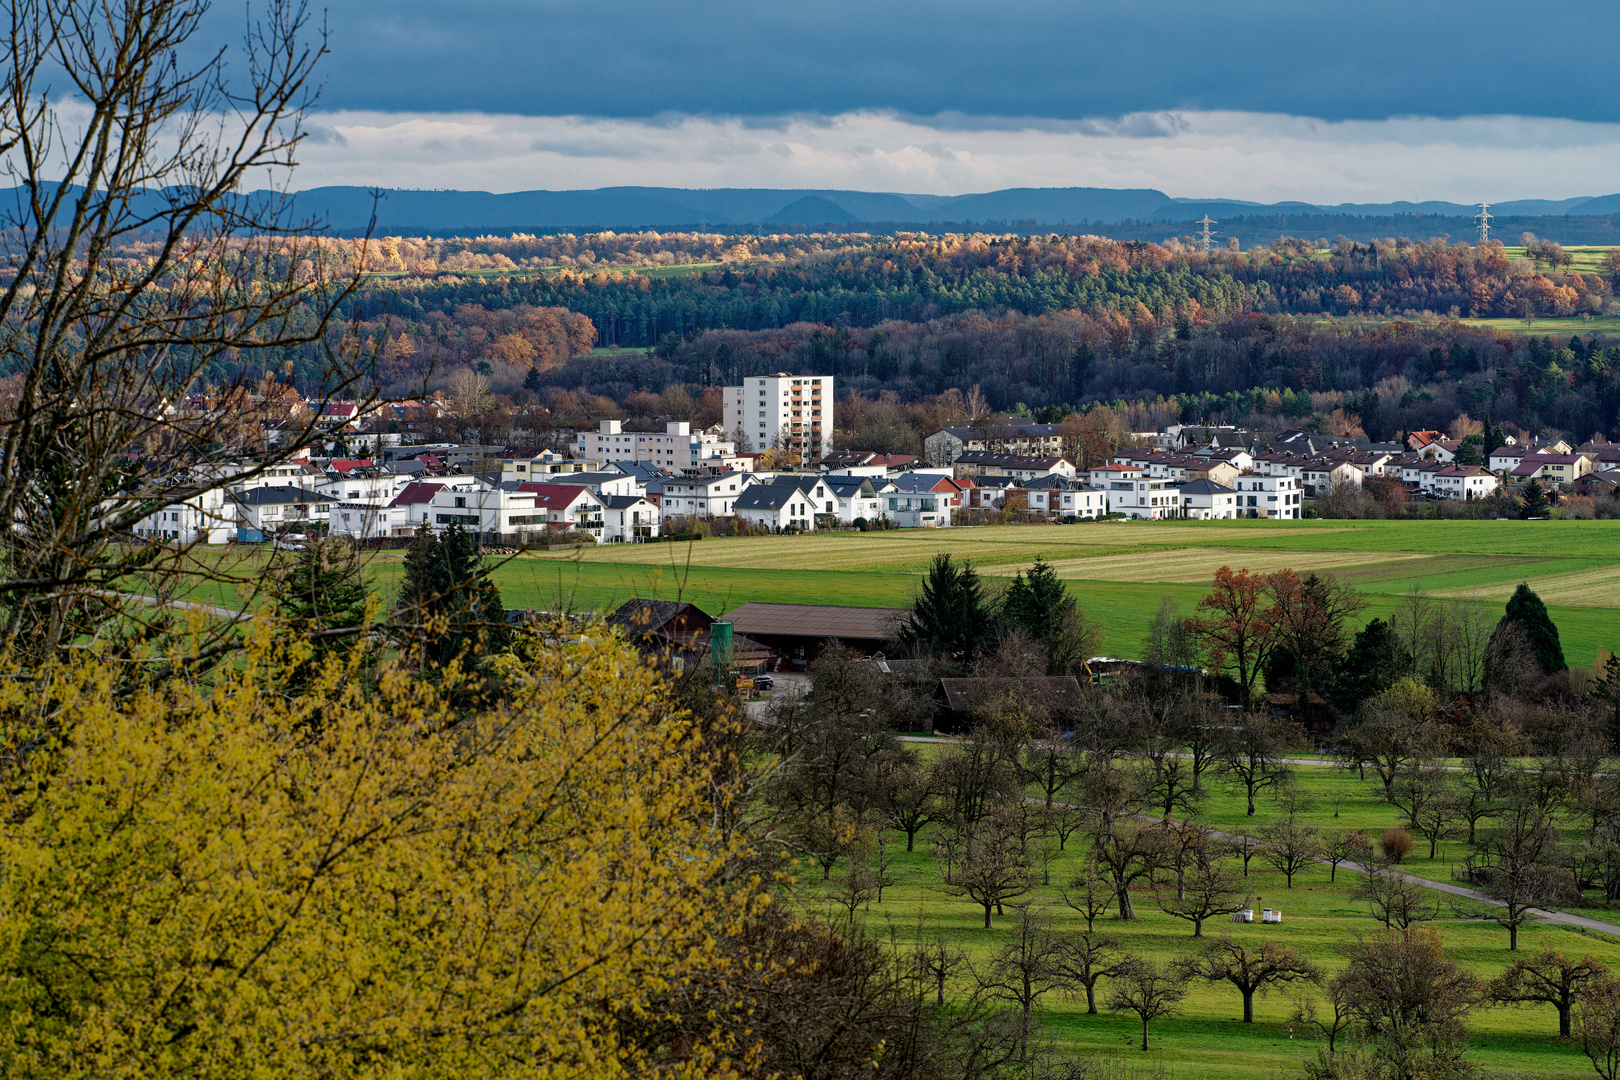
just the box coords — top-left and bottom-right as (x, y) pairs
(1380, 827), (1416, 863)
(853, 516), (868, 531)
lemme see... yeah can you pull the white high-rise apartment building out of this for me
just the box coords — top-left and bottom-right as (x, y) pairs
(722, 373), (834, 463)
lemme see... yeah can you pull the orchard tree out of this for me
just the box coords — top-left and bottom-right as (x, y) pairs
(1488, 948), (1607, 1039)
(1471, 796), (1570, 950)
(1330, 926), (1482, 1076)
(1219, 712), (1303, 816)
(1051, 929), (1127, 1015)
(1178, 937), (1323, 1024)
(1107, 958), (1187, 1051)
(936, 812), (1034, 929)
(972, 905), (1067, 1064)
(1157, 858), (1246, 937)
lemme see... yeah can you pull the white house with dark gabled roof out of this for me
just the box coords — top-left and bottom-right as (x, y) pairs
(732, 478), (822, 532)
(823, 475), (885, 523)
(1434, 465), (1499, 501)
(601, 494), (661, 542)
(1178, 478), (1238, 520)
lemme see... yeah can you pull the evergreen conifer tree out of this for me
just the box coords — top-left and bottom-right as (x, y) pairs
(900, 553), (990, 662)
(394, 522), (510, 666)
(1002, 557), (1073, 643)
(268, 538), (371, 687)
(1519, 478), (1549, 517)
(1334, 617), (1407, 707)
(1499, 582), (1566, 674)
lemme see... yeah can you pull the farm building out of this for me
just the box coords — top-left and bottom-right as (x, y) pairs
(723, 602), (904, 669)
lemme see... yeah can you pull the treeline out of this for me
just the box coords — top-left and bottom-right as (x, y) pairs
(339, 234), (1608, 353)
(155, 231), (1620, 441)
(534, 316), (1620, 446)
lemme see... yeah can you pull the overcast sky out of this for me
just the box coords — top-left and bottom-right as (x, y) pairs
(217, 1), (1620, 200)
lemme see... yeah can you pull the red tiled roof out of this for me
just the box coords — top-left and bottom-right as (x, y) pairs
(387, 482), (444, 507)
(518, 483), (596, 509)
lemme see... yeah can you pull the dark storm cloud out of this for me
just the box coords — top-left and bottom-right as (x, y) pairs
(287, 0), (1616, 122)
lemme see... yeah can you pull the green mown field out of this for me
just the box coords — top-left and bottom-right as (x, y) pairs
(508, 519), (1620, 666)
(170, 518), (1620, 665)
(823, 758), (1620, 1080)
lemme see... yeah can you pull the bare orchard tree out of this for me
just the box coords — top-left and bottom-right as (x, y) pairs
(1177, 936), (1323, 1024)
(0, 0), (377, 661)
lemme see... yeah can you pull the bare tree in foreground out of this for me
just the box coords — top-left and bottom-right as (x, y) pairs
(0, 0), (377, 664)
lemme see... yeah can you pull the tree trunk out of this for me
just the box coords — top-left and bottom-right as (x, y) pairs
(1085, 984), (1098, 1015)
(1140, 1019), (1151, 1051)
(1242, 989), (1254, 1023)
(983, 903), (993, 929)
(905, 829), (917, 853)
(1559, 1001), (1572, 1039)
(1509, 920), (1518, 951)
(1116, 885), (1135, 920)
(1193, 918), (1203, 937)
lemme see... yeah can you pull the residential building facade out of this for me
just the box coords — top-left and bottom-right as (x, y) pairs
(722, 373), (834, 462)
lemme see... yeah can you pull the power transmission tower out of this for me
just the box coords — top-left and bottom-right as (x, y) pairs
(1196, 215), (1218, 253)
(1475, 202), (1492, 244)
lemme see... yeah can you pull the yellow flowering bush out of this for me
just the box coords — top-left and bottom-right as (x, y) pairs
(0, 618), (756, 1079)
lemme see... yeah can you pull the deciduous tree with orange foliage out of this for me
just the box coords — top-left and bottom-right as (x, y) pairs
(1188, 566), (1365, 715)
(1187, 566), (1273, 709)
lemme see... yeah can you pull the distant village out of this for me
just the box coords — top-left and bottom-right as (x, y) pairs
(137, 372), (1620, 546)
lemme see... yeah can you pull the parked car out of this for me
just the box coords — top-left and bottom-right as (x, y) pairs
(752, 674), (775, 691)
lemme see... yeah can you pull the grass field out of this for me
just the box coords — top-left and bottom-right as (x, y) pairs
(819, 758), (1620, 1079)
(508, 519), (1620, 667)
(182, 518), (1620, 666)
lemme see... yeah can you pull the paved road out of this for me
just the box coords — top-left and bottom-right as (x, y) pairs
(112, 593), (246, 621)
(746, 672), (813, 718)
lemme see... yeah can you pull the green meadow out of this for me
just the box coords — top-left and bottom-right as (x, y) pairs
(511, 519), (1620, 666)
(171, 518), (1620, 665)
(822, 759), (1620, 1080)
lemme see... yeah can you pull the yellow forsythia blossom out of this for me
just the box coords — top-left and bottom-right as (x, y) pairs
(0, 618), (758, 1080)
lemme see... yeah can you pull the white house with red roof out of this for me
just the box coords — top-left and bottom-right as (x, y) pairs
(514, 483), (605, 539)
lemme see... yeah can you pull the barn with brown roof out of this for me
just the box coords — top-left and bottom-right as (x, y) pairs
(723, 601), (904, 669)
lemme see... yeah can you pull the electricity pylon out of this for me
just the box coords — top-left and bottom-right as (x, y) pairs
(1475, 202), (1492, 244)
(1196, 215), (1217, 253)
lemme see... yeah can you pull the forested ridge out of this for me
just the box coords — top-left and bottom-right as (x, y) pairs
(95, 230), (1620, 440)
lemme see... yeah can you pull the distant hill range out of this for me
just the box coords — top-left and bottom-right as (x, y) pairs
(275, 186), (1620, 237)
(57, 182), (1620, 242)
